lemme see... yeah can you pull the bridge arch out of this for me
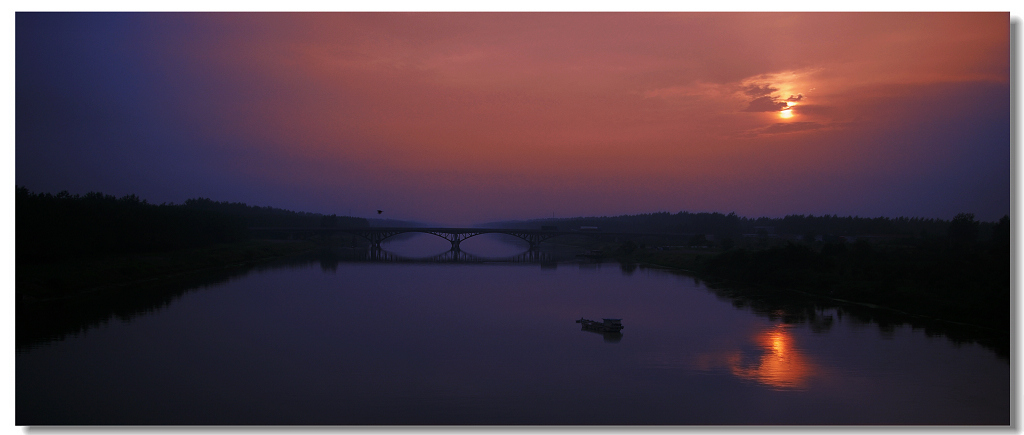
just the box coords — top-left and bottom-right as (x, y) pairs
(345, 228), (567, 251)
(248, 226), (691, 251)
(365, 246), (553, 264)
(345, 228), (484, 251)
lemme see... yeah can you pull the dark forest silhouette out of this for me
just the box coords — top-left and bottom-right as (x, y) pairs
(490, 211), (1006, 245)
(16, 187), (1010, 357)
(16, 186), (368, 263)
(491, 210), (1011, 357)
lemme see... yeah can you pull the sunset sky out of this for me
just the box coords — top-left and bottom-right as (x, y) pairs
(15, 12), (1011, 225)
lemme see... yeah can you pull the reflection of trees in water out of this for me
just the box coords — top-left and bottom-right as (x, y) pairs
(23, 248), (1004, 362)
(687, 273), (1010, 388)
(17, 247), (578, 350)
(17, 250), (335, 351)
(697, 278), (1008, 360)
(18, 266), (245, 351)
(579, 328), (623, 343)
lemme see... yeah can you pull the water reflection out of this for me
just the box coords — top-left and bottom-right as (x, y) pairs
(702, 280), (1008, 360)
(694, 324), (821, 391)
(19, 238), (1008, 366)
(16, 263), (264, 351)
(17, 244), (579, 350)
(18, 245), (1010, 425)
(580, 329), (623, 343)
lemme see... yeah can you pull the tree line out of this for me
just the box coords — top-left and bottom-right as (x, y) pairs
(495, 210), (1007, 244)
(694, 224), (1010, 345)
(575, 210), (1011, 351)
(16, 187), (368, 262)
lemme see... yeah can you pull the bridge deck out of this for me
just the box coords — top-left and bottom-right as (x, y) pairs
(249, 226), (693, 237)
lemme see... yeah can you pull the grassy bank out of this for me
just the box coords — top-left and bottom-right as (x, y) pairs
(17, 239), (324, 302)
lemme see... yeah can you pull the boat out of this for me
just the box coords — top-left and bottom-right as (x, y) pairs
(576, 317), (623, 333)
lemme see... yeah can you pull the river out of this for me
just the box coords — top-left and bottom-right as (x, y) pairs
(16, 234), (1010, 425)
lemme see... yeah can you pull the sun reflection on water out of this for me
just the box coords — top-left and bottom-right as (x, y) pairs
(693, 323), (821, 391)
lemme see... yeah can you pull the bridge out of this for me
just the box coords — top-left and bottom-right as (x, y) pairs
(249, 227), (694, 251)
(362, 246), (560, 264)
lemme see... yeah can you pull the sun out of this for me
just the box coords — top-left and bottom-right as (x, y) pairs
(779, 101), (797, 118)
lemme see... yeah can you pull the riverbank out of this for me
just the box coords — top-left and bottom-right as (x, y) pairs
(612, 242), (1010, 359)
(17, 239), (325, 302)
(617, 242), (1009, 333)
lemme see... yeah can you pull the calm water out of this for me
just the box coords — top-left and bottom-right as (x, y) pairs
(17, 234), (1010, 425)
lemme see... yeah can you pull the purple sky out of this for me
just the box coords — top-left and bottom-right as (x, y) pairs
(15, 12), (1011, 225)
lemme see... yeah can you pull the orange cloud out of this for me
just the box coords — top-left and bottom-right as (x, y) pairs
(134, 12), (1007, 223)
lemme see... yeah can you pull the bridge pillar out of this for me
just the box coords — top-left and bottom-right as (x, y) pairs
(427, 230), (482, 253)
(522, 233), (543, 251)
(360, 230), (402, 249)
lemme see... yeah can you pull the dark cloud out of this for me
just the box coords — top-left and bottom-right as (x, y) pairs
(790, 104), (833, 116)
(740, 84), (800, 112)
(759, 121), (825, 134)
(743, 95), (789, 112)
(742, 84), (778, 97)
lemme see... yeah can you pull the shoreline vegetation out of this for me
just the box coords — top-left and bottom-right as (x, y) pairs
(17, 187), (1010, 358)
(18, 239), (323, 302)
(625, 245), (1008, 332)
(549, 243), (1008, 359)
(512, 212), (1010, 358)
(16, 186), (369, 301)
(629, 232), (1007, 328)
